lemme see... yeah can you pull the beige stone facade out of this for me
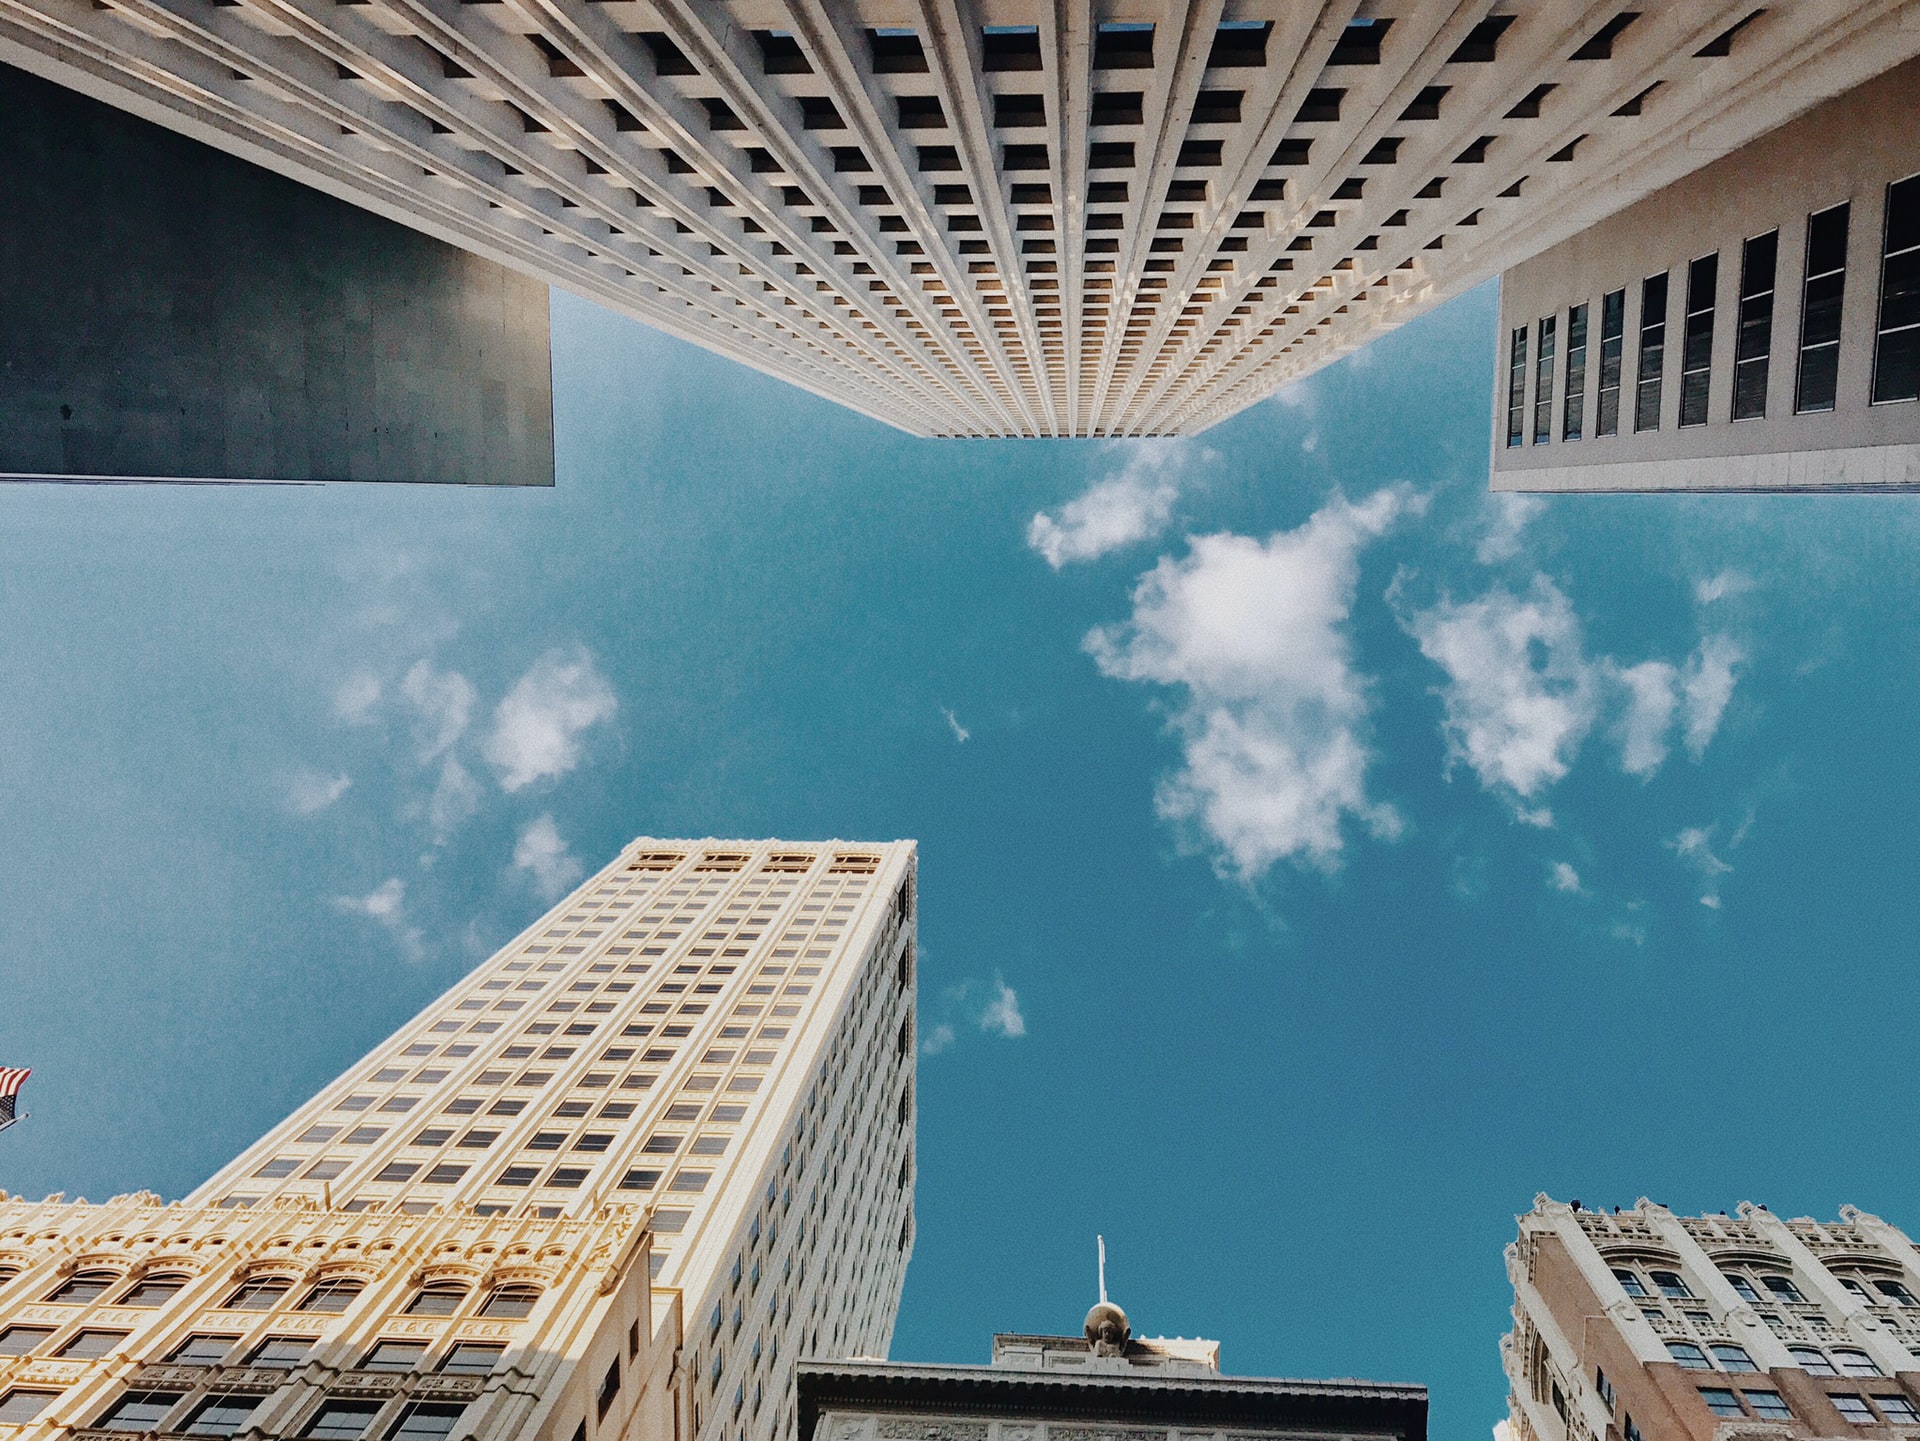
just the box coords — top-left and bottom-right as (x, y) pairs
(0, 837), (918, 1441)
(1504, 1197), (1920, 1441)
(3, 2), (1916, 437)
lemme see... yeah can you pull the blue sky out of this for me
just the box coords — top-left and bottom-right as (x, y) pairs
(3, 281), (1919, 1441)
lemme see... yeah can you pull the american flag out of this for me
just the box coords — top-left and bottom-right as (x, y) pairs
(0, 1068), (28, 1128)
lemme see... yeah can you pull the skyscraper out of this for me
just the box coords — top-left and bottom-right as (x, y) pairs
(3, 2), (1912, 439)
(0, 837), (917, 1441)
(1503, 1195), (1920, 1441)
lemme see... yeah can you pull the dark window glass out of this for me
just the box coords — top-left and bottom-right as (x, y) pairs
(1763, 1274), (1807, 1303)
(1873, 175), (1920, 403)
(222, 1276), (294, 1311)
(0, 1326), (53, 1356)
(1563, 304), (1589, 440)
(304, 1400), (381, 1438)
(1789, 1346), (1836, 1375)
(1710, 1343), (1757, 1373)
(1612, 1268), (1647, 1297)
(168, 1335), (238, 1365)
(361, 1340), (429, 1372)
(1699, 1388), (1743, 1418)
(1668, 1341), (1711, 1370)
(1732, 231), (1778, 419)
(1534, 314), (1558, 443)
(1635, 273), (1670, 430)
(45, 1270), (119, 1303)
(0, 1390), (60, 1424)
(117, 1273), (190, 1307)
(99, 1390), (185, 1431)
(405, 1285), (468, 1317)
(1680, 253), (1718, 426)
(1506, 325), (1529, 447)
(298, 1278), (365, 1314)
(1093, 22), (1154, 69)
(439, 1343), (505, 1376)
(1797, 202), (1850, 412)
(1832, 1394), (1876, 1424)
(1746, 1391), (1793, 1421)
(386, 1402), (467, 1440)
(183, 1394), (261, 1435)
(1652, 1270), (1693, 1298)
(1597, 289), (1626, 434)
(57, 1329), (130, 1359)
(247, 1336), (312, 1367)
(1877, 1396), (1920, 1423)
(480, 1285), (541, 1320)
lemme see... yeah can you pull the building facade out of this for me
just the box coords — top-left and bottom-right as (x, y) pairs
(1492, 57), (1920, 492)
(1504, 1196), (1920, 1441)
(799, 1298), (1427, 1441)
(0, 837), (918, 1441)
(2, 1), (1914, 438)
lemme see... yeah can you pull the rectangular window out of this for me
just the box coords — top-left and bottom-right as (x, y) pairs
(1635, 272), (1669, 431)
(1533, 314), (1558, 443)
(440, 1343), (505, 1375)
(303, 1400), (381, 1438)
(1733, 231), (1779, 419)
(1873, 175), (1920, 403)
(167, 1335), (237, 1366)
(1797, 202), (1851, 412)
(0, 1390), (60, 1424)
(0, 1327), (52, 1356)
(246, 1337), (312, 1367)
(1506, 325), (1529, 447)
(360, 1340), (429, 1371)
(1699, 1389), (1743, 1418)
(1833, 1394), (1876, 1424)
(1597, 289), (1627, 435)
(1680, 253), (1718, 426)
(183, 1395), (261, 1435)
(1563, 303), (1589, 440)
(1877, 1396), (1920, 1423)
(385, 1402), (466, 1440)
(1745, 1391), (1793, 1421)
(100, 1391), (185, 1431)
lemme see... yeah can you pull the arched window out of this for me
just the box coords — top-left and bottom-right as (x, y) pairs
(1612, 1268), (1648, 1297)
(221, 1275), (294, 1311)
(1666, 1341), (1711, 1371)
(1710, 1344), (1758, 1373)
(44, 1269), (120, 1304)
(1789, 1346), (1837, 1376)
(479, 1284), (541, 1319)
(116, 1273), (189, 1308)
(404, 1282), (470, 1317)
(1832, 1348), (1883, 1377)
(1873, 1279), (1919, 1308)
(1723, 1271), (1763, 1304)
(1650, 1270), (1693, 1299)
(1761, 1274), (1806, 1303)
(298, 1278), (366, 1314)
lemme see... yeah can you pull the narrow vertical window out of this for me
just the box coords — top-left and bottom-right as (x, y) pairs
(1679, 253), (1717, 427)
(1532, 315), (1557, 443)
(1634, 272), (1669, 431)
(1732, 230), (1778, 420)
(1562, 303), (1588, 441)
(1596, 289), (1625, 436)
(1872, 174), (1920, 404)
(1506, 324), (1529, 447)
(1796, 202), (1849, 413)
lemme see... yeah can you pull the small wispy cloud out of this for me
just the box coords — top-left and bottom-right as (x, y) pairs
(1477, 494), (1546, 564)
(920, 975), (1029, 1055)
(512, 813), (585, 901)
(1027, 440), (1204, 568)
(423, 759), (482, 844)
(1695, 570), (1755, 606)
(485, 645), (618, 792)
(1681, 636), (1742, 759)
(286, 770), (351, 816)
(333, 671), (382, 725)
(1549, 861), (1583, 894)
(1670, 824), (1736, 909)
(333, 877), (424, 960)
(399, 659), (476, 764)
(979, 977), (1027, 1038)
(941, 707), (971, 744)
(920, 1023), (957, 1057)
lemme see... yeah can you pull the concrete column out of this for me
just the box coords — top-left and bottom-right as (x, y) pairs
(1639, 1206), (1796, 1370)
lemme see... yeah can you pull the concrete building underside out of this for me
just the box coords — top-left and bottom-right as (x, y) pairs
(2, 0), (1915, 438)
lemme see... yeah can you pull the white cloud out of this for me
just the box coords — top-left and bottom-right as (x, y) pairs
(1695, 570), (1755, 605)
(400, 659), (476, 763)
(287, 770), (351, 815)
(941, 707), (971, 744)
(1477, 494), (1546, 564)
(425, 758), (482, 843)
(484, 645), (618, 792)
(333, 670), (382, 724)
(513, 814), (585, 901)
(1549, 861), (1583, 894)
(1612, 660), (1679, 778)
(333, 878), (424, 960)
(1681, 635), (1741, 758)
(1028, 440), (1200, 568)
(1671, 824), (1735, 908)
(1402, 577), (1598, 804)
(979, 978), (1027, 1038)
(920, 1023), (957, 1057)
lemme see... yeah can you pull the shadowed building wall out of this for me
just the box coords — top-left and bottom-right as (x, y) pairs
(0, 61), (553, 485)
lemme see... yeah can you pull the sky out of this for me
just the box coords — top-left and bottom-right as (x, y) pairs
(3, 279), (1920, 1441)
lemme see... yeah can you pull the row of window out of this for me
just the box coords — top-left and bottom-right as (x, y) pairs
(0, 1267), (538, 1321)
(0, 1324), (501, 1374)
(0, 1386), (470, 1438)
(1507, 175), (1919, 447)
(1700, 1385), (1919, 1426)
(1616, 1261), (1919, 1312)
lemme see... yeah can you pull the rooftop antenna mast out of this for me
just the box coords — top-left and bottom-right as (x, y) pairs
(1098, 1235), (1108, 1305)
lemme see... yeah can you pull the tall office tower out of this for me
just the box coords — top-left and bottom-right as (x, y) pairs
(2, 2), (1914, 439)
(0, 837), (918, 1441)
(1503, 1195), (1920, 1441)
(799, 1295), (1427, 1441)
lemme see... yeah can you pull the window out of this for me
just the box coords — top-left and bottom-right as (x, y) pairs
(1699, 1388), (1743, 1418)
(183, 1395), (261, 1435)
(439, 1343), (505, 1376)
(361, 1340), (429, 1371)
(1597, 289), (1627, 435)
(1711, 1344), (1758, 1372)
(304, 1400), (382, 1438)
(598, 1360), (621, 1418)
(1733, 231), (1779, 418)
(1093, 21), (1154, 69)
(1613, 1267), (1648, 1297)
(405, 1283), (469, 1317)
(1791, 1345), (1837, 1374)
(254, 1158), (299, 1178)
(1679, 253), (1718, 426)
(480, 1285), (541, 1319)
(385, 1402), (466, 1440)
(45, 1269), (120, 1303)
(247, 1336), (312, 1367)
(1746, 1390), (1793, 1421)
(223, 1276), (295, 1310)
(1876, 1279), (1920, 1307)
(58, 1329), (130, 1359)
(1874, 175), (1920, 403)
(1596, 1366), (1617, 1411)
(1635, 273), (1670, 431)
(1624, 1416), (1643, 1441)
(1506, 325), (1528, 447)
(0, 1326), (53, 1355)
(1834, 1349), (1883, 1377)
(1533, 314), (1557, 443)
(1762, 1274), (1806, 1303)
(99, 1390), (184, 1431)
(1833, 1394), (1877, 1424)
(1563, 304), (1589, 440)
(1668, 1341), (1712, 1370)
(0, 1390), (60, 1424)
(1726, 1271), (1763, 1303)
(169, 1335), (237, 1365)
(1797, 202), (1851, 412)
(299, 1278), (366, 1313)
(1877, 1395), (1920, 1423)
